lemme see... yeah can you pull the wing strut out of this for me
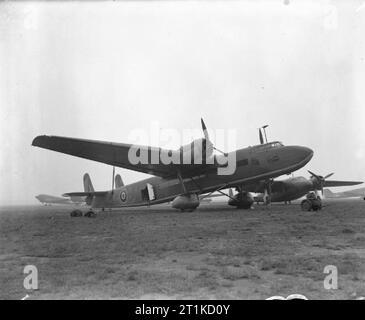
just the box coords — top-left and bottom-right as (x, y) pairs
(216, 189), (237, 202)
(177, 171), (188, 194)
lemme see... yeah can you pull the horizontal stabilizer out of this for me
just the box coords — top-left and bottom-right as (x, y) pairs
(63, 191), (108, 197)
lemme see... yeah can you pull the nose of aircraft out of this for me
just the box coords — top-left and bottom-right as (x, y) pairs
(288, 146), (314, 167)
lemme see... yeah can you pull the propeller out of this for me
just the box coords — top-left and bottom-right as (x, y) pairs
(262, 125), (269, 143)
(201, 118), (227, 156)
(308, 170), (334, 196)
(259, 128), (264, 144)
(111, 166), (115, 194)
(201, 118), (210, 141)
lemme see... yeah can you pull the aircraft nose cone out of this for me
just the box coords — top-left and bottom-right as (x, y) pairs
(293, 146), (314, 164)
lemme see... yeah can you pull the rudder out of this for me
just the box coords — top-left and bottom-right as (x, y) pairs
(115, 174), (124, 188)
(83, 173), (95, 192)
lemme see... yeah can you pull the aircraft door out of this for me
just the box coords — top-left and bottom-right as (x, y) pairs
(147, 183), (155, 201)
(141, 183), (155, 201)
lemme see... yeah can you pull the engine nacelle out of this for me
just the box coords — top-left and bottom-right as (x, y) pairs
(228, 192), (254, 209)
(172, 194), (200, 211)
(179, 138), (214, 164)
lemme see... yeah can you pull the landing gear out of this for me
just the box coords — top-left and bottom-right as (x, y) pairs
(70, 209), (96, 217)
(70, 209), (83, 217)
(301, 192), (322, 211)
(84, 210), (97, 218)
(226, 186), (254, 209)
(180, 208), (196, 212)
(236, 198), (253, 209)
(263, 179), (273, 205)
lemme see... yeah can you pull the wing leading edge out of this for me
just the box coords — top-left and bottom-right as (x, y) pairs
(324, 180), (363, 187)
(32, 135), (218, 178)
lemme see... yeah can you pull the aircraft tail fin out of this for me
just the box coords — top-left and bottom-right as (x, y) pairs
(115, 174), (124, 188)
(83, 173), (94, 192)
(323, 188), (335, 198)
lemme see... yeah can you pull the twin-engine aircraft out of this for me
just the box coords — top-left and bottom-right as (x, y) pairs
(324, 187), (365, 199)
(243, 171), (362, 204)
(32, 119), (313, 213)
(223, 129), (363, 205)
(35, 194), (85, 206)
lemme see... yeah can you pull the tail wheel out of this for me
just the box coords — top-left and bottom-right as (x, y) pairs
(301, 200), (312, 211)
(84, 210), (96, 218)
(70, 209), (83, 217)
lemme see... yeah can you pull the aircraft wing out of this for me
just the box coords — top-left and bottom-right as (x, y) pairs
(324, 180), (363, 187)
(32, 135), (218, 178)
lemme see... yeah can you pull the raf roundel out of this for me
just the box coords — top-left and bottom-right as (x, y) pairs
(120, 191), (127, 202)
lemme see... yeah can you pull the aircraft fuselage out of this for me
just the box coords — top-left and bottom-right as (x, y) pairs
(90, 143), (313, 208)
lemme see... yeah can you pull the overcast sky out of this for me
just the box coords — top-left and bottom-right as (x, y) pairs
(1, 0), (365, 205)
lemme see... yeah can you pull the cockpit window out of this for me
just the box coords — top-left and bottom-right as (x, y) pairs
(270, 142), (283, 147)
(251, 141), (283, 153)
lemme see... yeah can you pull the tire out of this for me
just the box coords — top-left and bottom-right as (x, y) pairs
(84, 211), (96, 218)
(311, 199), (322, 211)
(70, 209), (83, 217)
(301, 200), (312, 211)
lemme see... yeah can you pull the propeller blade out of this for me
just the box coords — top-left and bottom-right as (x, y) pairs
(201, 118), (210, 141)
(308, 170), (320, 180)
(324, 173), (334, 179)
(259, 128), (264, 144)
(112, 166), (115, 192)
(213, 146), (227, 156)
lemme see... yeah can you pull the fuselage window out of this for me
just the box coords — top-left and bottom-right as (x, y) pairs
(251, 158), (260, 165)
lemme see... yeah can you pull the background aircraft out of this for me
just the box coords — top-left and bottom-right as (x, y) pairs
(35, 194), (84, 206)
(323, 187), (365, 199)
(244, 171), (362, 204)
(32, 119), (313, 213)
(234, 127), (363, 204)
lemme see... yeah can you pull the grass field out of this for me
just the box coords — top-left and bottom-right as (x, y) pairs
(0, 200), (364, 299)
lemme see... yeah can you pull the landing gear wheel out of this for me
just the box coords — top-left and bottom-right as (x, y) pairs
(84, 210), (96, 218)
(70, 209), (83, 217)
(311, 199), (322, 211)
(237, 204), (252, 209)
(301, 200), (312, 211)
(180, 208), (195, 212)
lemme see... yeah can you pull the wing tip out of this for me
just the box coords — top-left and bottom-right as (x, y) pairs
(32, 135), (49, 147)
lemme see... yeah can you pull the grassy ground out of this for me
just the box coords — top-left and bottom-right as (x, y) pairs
(0, 200), (364, 300)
